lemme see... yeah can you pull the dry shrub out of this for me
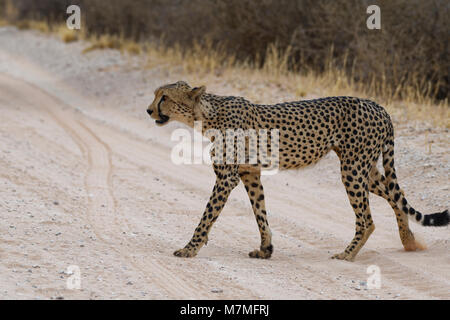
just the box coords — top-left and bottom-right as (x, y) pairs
(0, 0), (79, 24)
(14, 20), (50, 32)
(83, 34), (142, 55)
(57, 24), (79, 43)
(123, 41), (141, 55)
(1, 0), (448, 102)
(82, 34), (123, 53)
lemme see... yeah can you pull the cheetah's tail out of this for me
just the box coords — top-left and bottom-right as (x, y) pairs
(382, 134), (449, 227)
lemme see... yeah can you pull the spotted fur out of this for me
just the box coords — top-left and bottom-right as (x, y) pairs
(147, 81), (449, 261)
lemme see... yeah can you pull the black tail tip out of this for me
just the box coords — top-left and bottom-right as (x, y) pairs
(423, 209), (449, 227)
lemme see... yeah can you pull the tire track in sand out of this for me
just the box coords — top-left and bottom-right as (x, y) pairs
(0, 73), (206, 299)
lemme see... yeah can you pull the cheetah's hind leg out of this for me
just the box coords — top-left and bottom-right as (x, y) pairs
(331, 162), (375, 261)
(368, 167), (425, 251)
(240, 168), (273, 259)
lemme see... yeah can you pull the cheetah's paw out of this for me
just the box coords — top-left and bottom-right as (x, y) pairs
(249, 245), (273, 259)
(330, 252), (355, 262)
(173, 248), (197, 258)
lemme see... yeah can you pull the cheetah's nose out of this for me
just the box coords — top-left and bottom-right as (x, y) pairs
(147, 109), (153, 115)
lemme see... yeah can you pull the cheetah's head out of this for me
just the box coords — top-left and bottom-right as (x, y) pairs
(147, 81), (206, 126)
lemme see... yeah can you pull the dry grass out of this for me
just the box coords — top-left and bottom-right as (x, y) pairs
(122, 41), (141, 55)
(83, 34), (141, 55)
(82, 34), (123, 53)
(14, 20), (50, 33)
(4, 18), (80, 43)
(57, 25), (80, 43)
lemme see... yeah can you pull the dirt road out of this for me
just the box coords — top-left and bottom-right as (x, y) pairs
(0, 28), (449, 299)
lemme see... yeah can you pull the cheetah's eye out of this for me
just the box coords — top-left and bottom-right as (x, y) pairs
(158, 95), (167, 108)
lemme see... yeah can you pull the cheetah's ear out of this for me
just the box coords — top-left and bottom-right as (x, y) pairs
(175, 80), (190, 88)
(189, 86), (206, 102)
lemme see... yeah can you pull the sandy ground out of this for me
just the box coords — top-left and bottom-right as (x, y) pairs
(0, 27), (449, 300)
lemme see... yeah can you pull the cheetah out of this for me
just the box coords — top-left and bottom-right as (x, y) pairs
(146, 81), (449, 261)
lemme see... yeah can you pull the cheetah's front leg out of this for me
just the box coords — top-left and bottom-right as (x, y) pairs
(174, 165), (240, 258)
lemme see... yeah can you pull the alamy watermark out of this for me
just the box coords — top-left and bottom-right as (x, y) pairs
(66, 5), (81, 30)
(66, 265), (81, 290)
(367, 5), (381, 30)
(170, 121), (280, 175)
(366, 265), (381, 289)
(64, 4), (380, 32)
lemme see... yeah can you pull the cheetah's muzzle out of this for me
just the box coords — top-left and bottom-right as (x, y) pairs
(155, 114), (169, 124)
